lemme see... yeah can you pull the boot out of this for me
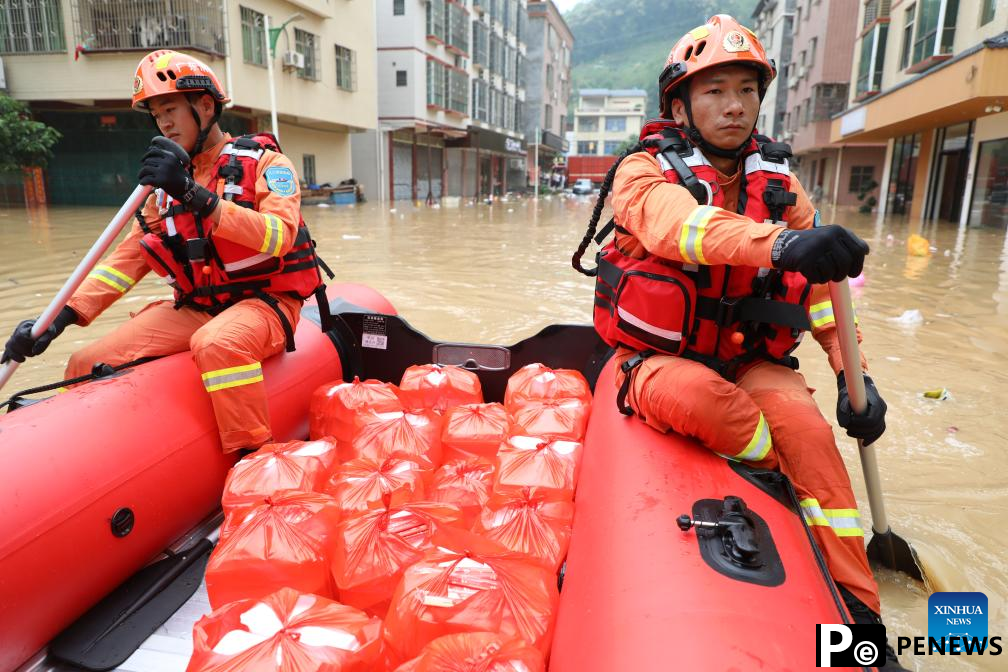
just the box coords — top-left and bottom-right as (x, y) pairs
(839, 585), (909, 671)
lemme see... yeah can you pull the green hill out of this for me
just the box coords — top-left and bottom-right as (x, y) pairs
(565, 0), (757, 116)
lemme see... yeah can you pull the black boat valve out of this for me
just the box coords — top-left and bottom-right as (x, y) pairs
(677, 496), (763, 569)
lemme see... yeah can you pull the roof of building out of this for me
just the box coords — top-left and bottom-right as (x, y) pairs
(527, 0), (574, 42)
(579, 88), (648, 97)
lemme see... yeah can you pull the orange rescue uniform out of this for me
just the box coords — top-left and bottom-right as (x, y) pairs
(610, 151), (879, 614)
(65, 134), (303, 452)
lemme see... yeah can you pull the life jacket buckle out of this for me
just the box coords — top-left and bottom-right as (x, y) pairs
(715, 296), (742, 327)
(186, 237), (210, 262)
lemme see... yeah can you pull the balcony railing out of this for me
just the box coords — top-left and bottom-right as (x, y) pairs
(1, 0), (66, 54)
(72, 0), (225, 56)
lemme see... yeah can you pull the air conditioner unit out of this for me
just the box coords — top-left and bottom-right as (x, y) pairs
(282, 51), (305, 69)
(788, 75), (799, 89)
(799, 65), (808, 78)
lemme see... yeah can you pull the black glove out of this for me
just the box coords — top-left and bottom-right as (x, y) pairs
(138, 136), (218, 218)
(771, 225), (869, 284)
(836, 370), (887, 446)
(2, 306), (78, 364)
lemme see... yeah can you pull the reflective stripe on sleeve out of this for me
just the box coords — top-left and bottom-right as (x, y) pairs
(809, 299), (858, 328)
(259, 213), (284, 257)
(679, 205), (715, 265)
(88, 265), (136, 293)
(201, 362), (264, 392)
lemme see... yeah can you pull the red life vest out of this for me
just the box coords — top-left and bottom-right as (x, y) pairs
(137, 133), (324, 317)
(593, 120), (812, 379)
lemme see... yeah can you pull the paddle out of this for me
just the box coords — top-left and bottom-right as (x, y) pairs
(829, 278), (925, 582)
(0, 138), (190, 393)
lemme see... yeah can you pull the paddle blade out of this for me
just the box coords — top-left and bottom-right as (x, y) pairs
(867, 527), (924, 582)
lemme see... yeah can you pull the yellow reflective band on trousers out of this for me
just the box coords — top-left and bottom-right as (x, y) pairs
(800, 498), (865, 537)
(259, 213), (284, 257)
(679, 205), (715, 265)
(719, 412), (772, 462)
(201, 362), (264, 393)
(88, 265), (136, 293)
(809, 299), (858, 329)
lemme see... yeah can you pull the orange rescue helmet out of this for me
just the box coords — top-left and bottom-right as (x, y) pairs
(658, 15), (776, 117)
(131, 49), (230, 111)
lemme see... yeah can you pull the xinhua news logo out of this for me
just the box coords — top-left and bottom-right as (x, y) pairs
(817, 623), (887, 668)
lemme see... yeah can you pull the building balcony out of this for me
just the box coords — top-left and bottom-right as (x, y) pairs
(73, 0), (226, 57)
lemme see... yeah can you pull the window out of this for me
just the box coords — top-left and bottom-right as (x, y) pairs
(294, 28), (320, 81)
(577, 141), (598, 155)
(604, 140), (622, 155)
(448, 68), (468, 115)
(980, 0), (996, 26)
(394, 0), (405, 15)
(0, 0), (64, 53)
(856, 24), (888, 97)
(605, 116), (626, 132)
(886, 133), (921, 215)
(849, 166), (875, 193)
(335, 45), (356, 91)
(912, 0), (959, 66)
(427, 60), (446, 108)
(901, 4), (916, 70)
(544, 104), (553, 131)
(240, 6), (266, 66)
(546, 63), (553, 86)
(396, 70), (408, 86)
(472, 78), (489, 122)
(795, 7), (802, 28)
(967, 138), (1008, 229)
(578, 116), (598, 132)
(303, 154), (317, 186)
(809, 37), (817, 67)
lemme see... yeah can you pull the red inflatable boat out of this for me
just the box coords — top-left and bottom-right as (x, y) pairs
(0, 284), (394, 672)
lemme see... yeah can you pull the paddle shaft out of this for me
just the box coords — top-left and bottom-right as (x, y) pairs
(0, 184), (152, 393)
(829, 279), (890, 535)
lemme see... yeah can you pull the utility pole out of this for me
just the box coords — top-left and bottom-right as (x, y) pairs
(262, 13), (303, 140)
(534, 125), (539, 200)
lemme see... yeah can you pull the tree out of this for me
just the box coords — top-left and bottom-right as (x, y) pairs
(0, 94), (61, 173)
(613, 134), (639, 156)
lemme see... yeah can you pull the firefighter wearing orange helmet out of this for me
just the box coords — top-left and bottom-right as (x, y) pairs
(576, 15), (903, 670)
(3, 50), (326, 454)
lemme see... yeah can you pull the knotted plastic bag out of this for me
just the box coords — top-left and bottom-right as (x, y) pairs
(331, 501), (463, 616)
(382, 528), (559, 666)
(494, 435), (582, 499)
(187, 587), (382, 672)
(509, 398), (591, 442)
(393, 632), (545, 672)
(326, 455), (431, 516)
(504, 363), (591, 411)
(441, 403), (510, 463)
(220, 490), (342, 547)
(429, 458), (496, 529)
(221, 439), (338, 523)
(350, 409), (443, 468)
(476, 487), (574, 572)
(399, 364), (483, 414)
(309, 377), (402, 456)
(206, 498), (336, 609)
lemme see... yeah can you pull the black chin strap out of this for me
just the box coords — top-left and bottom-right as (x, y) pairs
(188, 101), (222, 158)
(681, 94), (756, 161)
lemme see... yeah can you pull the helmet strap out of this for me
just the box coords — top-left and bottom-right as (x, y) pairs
(187, 98), (222, 159)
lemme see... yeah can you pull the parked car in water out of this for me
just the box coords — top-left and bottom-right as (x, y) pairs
(572, 178), (594, 195)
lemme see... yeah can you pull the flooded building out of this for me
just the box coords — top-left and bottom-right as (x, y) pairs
(0, 0), (377, 206)
(571, 88), (646, 156)
(523, 0), (573, 190)
(353, 0), (527, 202)
(782, 0), (886, 208)
(832, 0), (1007, 229)
(751, 0), (795, 140)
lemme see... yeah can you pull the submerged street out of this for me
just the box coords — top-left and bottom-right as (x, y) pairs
(1, 196), (1005, 670)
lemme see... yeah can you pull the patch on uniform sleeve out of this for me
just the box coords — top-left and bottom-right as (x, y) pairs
(264, 166), (297, 197)
(813, 209), (821, 228)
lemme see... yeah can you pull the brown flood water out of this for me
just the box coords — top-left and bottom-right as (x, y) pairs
(1, 197), (1005, 670)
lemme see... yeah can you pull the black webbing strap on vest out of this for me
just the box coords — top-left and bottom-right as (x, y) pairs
(254, 290), (296, 352)
(616, 349), (655, 417)
(648, 135), (711, 206)
(695, 295), (811, 331)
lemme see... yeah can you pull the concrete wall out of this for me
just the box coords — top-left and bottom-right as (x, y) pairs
(278, 122), (351, 186)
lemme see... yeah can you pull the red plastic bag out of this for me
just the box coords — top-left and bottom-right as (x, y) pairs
(325, 455), (430, 515)
(309, 377), (402, 448)
(399, 364), (483, 414)
(504, 363), (591, 411)
(220, 490), (342, 547)
(187, 587), (382, 672)
(476, 487), (574, 572)
(350, 409), (443, 468)
(221, 439), (338, 520)
(331, 501), (463, 616)
(429, 458), (495, 529)
(382, 528), (559, 666)
(494, 435), (582, 499)
(509, 398), (591, 442)
(440, 403), (510, 463)
(206, 498), (337, 610)
(394, 632), (545, 672)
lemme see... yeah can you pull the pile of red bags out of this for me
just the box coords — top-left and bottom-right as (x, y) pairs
(194, 362), (592, 671)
